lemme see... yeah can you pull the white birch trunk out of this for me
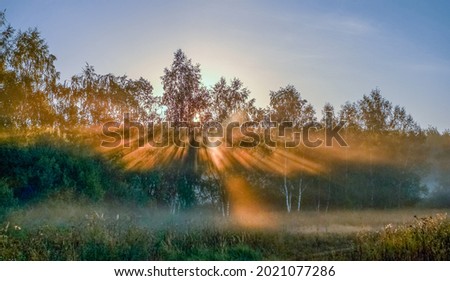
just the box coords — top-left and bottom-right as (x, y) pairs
(284, 157), (291, 213)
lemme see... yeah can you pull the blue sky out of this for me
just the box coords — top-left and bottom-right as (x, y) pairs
(3, 0), (450, 130)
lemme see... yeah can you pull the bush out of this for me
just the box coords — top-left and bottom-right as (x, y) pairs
(0, 137), (122, 203)
(0, 179), (17, 217)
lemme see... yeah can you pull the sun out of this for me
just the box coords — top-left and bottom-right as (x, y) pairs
(193, 113), (201, 122)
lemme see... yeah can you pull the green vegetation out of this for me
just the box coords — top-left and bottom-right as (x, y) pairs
(357, 213), (450, 260)
(0, 136), (119, 206)
(1, 11), (450, 261)
(1, 208), (449, 261)
(0, 134), (447, 217)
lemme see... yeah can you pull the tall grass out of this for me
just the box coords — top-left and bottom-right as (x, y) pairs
(1, 208), (449, 260)
(356, 213), (450, 260)
(0, 209), (354, 261)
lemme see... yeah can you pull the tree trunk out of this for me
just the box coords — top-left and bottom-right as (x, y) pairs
(325, 172), (331, 213)
(221, 200), (226, 217)
(297, 178), (307, 212)
(284, 157), (291, 213)
(369, 146), (374, 207)
(317, 184), (321, 212)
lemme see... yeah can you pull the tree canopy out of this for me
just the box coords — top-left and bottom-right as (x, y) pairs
(1, 11), (449, 215)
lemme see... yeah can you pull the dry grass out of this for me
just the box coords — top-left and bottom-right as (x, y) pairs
(1, 205), (450, 260)
(277, 209), (450, 234)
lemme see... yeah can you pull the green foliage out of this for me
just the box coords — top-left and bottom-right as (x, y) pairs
(62, 64), (157, 126)
(356, 214), (450, 260)
(424, 131), (450, 207)
(210, 77), (255, 122)
(0, 10), (449, 221)
(161, 49), (209, 123)
(0, 136), (115, 204)
(1, 9), (450, 263)
(2, 212), (449, 261)
(269, 84), (316, 127)
(0, 12), (59, 129)
(0, 214), (351, 261)
(0, 179), (17, 218)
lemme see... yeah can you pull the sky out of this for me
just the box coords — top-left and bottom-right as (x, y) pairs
(3, 0), (450, 130)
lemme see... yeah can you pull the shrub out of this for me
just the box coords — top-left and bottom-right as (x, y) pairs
(0, 179), (17, 217)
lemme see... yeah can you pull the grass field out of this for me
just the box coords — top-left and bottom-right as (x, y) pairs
(1, 203), (449, 261)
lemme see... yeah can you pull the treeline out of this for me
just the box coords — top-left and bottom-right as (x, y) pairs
(1, 12), (449, 215)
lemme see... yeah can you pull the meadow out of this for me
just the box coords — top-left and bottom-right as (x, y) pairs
(1, 203), (449, 261)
